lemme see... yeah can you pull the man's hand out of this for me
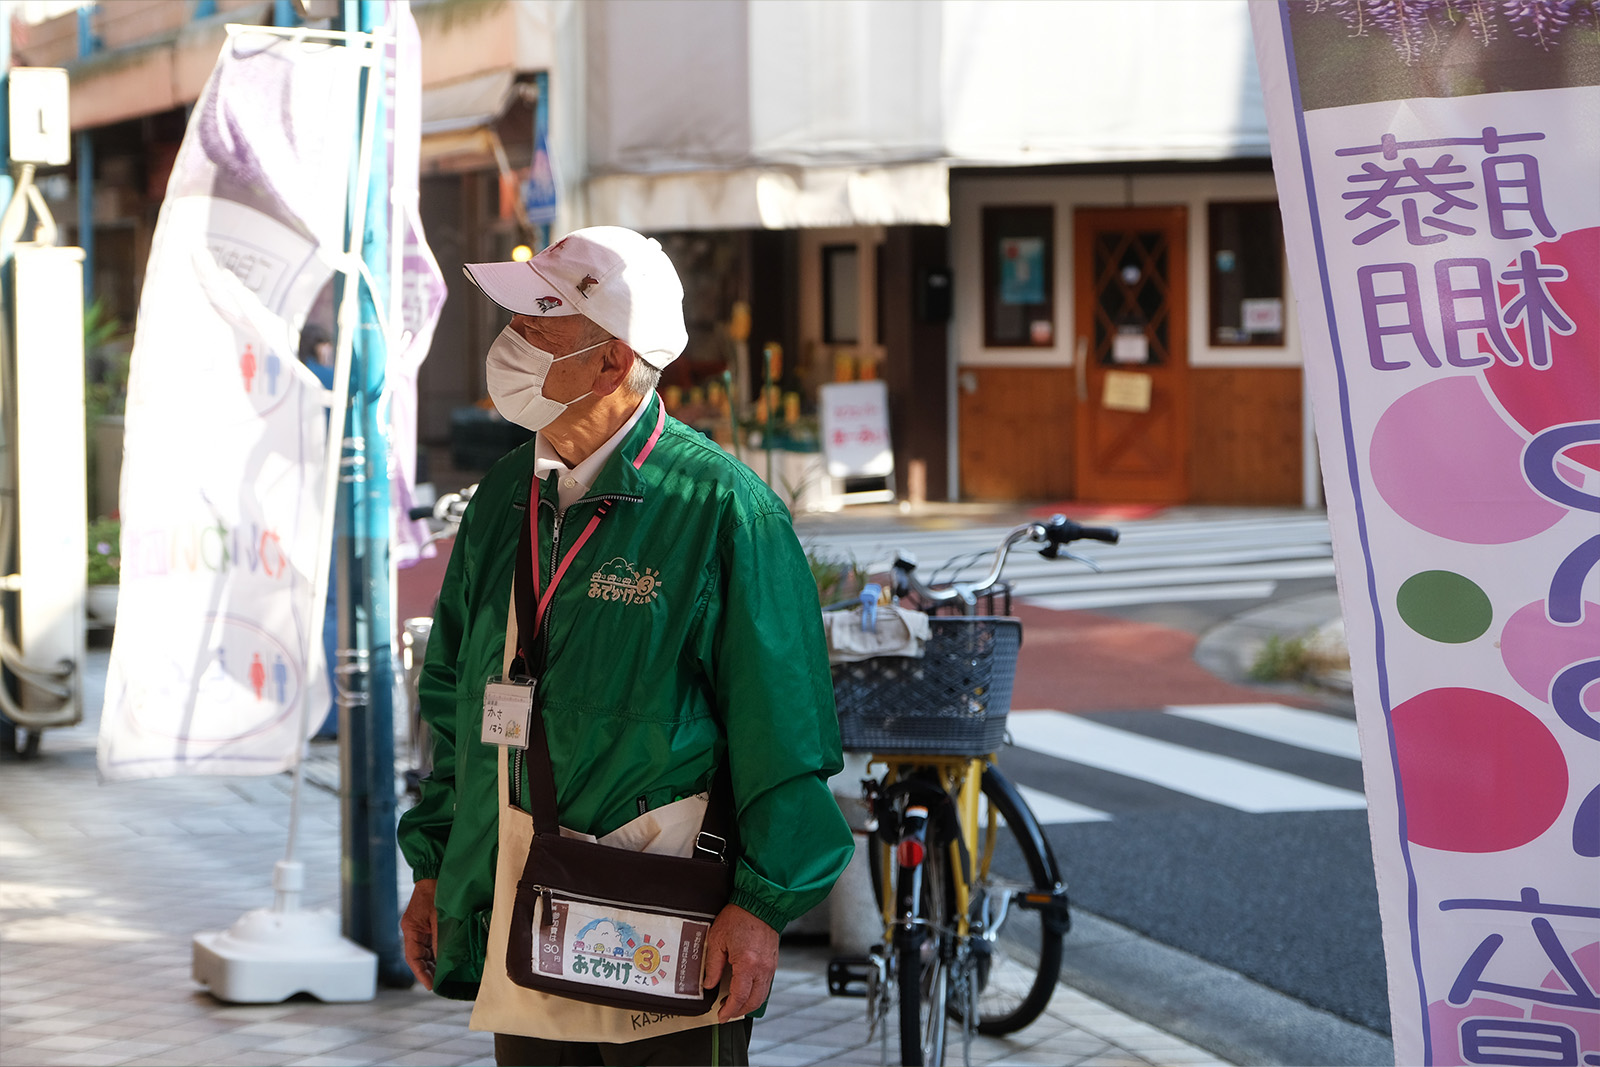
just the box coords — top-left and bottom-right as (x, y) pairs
(701, 903), (779, 1022)
(401, 878), (439, 991)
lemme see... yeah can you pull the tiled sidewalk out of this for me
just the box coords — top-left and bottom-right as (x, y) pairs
(0, 650), (1229, 1067)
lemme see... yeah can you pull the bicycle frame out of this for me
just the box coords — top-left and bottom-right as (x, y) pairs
(874, 756), (987, 938)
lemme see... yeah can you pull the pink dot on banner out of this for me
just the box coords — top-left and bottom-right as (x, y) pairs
(1427, 997), (1523, 1067)
(1532, 942), (1600, 1052)
(1502, 600), (1600, 714)
(1369, 377), (1566, 544)
(1393, 687), (1567, 852)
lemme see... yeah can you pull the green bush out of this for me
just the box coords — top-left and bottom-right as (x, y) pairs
(1248, 632), (1347, 683)
(87, 517), (120, 586)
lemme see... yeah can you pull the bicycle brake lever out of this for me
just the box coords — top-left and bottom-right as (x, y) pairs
(1061, 549), (1104, 572)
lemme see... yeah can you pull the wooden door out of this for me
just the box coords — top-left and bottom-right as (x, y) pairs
(1073, 207), (1189, 503)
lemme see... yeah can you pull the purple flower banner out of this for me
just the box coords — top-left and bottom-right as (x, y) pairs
(1251, 2), (1599, 1063)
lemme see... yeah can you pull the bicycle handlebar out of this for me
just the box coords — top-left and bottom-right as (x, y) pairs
(891, 514), (1119, 614)
(409, 484), (478, 547)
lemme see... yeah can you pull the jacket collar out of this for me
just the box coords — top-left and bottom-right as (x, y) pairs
(579, 391), (666, 503)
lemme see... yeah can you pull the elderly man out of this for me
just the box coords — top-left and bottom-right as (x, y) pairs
(398, 226), (853, 1067)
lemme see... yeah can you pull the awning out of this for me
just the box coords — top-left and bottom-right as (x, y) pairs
(421, 69), (514, 136)
(585, 161), (949, 231)
(418, 69), (515, 171)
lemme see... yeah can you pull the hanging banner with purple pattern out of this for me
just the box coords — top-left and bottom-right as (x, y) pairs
(98, 31), (361, 780)
(1250, 2), (1599, 1064)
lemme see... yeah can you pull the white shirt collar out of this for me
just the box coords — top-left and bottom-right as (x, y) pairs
(533, 395), (651, 512)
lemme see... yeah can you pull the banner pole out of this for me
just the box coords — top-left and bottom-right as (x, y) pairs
(333, 0), (409, 989)
(188, 23), (379, 1005)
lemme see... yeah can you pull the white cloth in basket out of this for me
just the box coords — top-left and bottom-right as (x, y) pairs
(823, 605), (931, 664)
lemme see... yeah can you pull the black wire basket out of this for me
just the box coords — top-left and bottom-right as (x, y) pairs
(831, 616), (1022, 756)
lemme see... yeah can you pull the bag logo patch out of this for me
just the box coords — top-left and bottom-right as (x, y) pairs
(536, 901), (708, 998)
(588, 558), (661, 606)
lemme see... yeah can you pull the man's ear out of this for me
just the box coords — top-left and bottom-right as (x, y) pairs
(589, 340), (636, 398)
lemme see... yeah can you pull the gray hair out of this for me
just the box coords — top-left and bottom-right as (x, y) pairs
(624, 355), (661, 398)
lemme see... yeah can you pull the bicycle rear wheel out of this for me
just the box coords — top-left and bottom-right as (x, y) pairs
(895, 834), (951, 1067)
(960, 765), (1066, 1035)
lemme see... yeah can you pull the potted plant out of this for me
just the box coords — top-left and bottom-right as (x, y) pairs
(808, 547), (862, 611)
(86, 515), (120, 628)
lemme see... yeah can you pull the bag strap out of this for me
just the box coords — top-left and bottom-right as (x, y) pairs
(511, 476), (735, 864)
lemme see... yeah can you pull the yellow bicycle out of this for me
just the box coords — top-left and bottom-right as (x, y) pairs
(828, 516), (1119, 1066)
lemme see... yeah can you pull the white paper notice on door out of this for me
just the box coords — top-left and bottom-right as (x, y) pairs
(1112, 328), (1150, 364)
(1102, 370), (1152, 413)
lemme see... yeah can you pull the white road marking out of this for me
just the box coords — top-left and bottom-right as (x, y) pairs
(1023, 581), (1278, 611)
(1013, 784), (1113, 825)
(1166, 703), (1364, 760)
(1006, 711), (1367, 813)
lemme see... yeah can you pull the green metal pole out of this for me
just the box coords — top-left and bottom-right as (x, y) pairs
(336, 0), (408, 988)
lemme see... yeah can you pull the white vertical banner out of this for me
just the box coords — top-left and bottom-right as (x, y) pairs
(98, 31), (364, 780)
(386, 2), (448, 568)
(1251, 3), (1599, 1064)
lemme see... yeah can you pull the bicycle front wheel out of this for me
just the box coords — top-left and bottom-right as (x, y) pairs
(895, 839), (951, 1067)
(961, 765), (1066, 1035)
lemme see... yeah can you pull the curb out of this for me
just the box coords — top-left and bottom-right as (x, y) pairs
(1060, 910), (1395, 1067)
(1193, 590), (1356, 715)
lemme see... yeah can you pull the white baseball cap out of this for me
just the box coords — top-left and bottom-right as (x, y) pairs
(462, 226), (688, 369)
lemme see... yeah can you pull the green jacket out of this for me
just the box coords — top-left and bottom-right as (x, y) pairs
(397, 393), (854, 1000)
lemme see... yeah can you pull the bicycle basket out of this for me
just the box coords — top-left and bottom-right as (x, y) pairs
(831, 616), (1022, 756)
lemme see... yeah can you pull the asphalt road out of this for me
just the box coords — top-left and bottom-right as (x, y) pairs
(1041, 807), (1388, 1031)
(1014, 572), (1395, 1064)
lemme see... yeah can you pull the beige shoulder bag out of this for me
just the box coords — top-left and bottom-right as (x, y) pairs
(467, 572), (731, 1041)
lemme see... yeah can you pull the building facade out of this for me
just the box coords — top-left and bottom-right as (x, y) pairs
(20, 0), (1311, 508)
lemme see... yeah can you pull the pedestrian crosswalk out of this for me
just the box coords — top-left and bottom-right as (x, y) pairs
(998, 704), (1365, 824)
(798, 513), (1334, 611)
(1166, 702), (1364, 760)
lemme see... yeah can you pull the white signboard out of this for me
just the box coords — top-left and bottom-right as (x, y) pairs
(820, 380), (893, 479)
(1252, 4), (1599, 1063)
(98, 32), (362, 780)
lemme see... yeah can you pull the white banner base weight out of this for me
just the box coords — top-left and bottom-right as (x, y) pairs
(192, 862), (377, 1003)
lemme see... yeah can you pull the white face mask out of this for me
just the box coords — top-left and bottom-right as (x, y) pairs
(484, 325), (608, 432)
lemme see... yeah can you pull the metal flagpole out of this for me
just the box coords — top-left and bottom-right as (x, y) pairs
(334, 0), (409, 988)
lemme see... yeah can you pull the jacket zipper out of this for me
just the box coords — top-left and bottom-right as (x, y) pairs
(522, 882), (720, 928)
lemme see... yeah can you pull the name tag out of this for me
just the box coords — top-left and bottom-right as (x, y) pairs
(482, 680), (534, 749)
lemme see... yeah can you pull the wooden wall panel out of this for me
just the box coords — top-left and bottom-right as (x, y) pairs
(1189, 367), (1303, 504)
(958, 367), (1076, 501)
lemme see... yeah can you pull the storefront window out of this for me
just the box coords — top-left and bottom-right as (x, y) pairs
(823, 244), (860, 344)
(1209, 201), (1286, 346)
(983, 206), (1055, 347)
